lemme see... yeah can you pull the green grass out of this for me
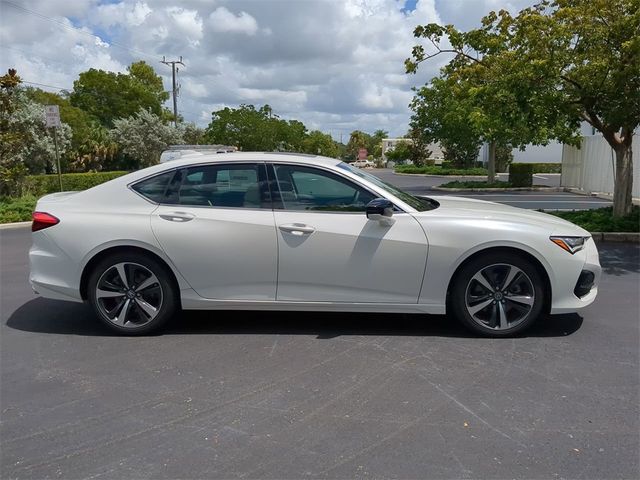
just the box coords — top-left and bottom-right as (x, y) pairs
(548, 206), (640, 232)
(0, 195), (37, 223)
(395, 165), (488, 175)
(439, 180), (514, 188)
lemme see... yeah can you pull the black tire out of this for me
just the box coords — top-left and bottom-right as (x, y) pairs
(449, 251), (546, 337)
(87, 252), (178, 335)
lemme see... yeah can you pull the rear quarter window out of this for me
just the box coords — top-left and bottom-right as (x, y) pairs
(131, 171), (175, 203)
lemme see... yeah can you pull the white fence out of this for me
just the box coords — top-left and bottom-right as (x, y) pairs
(561, 135), (639, 198)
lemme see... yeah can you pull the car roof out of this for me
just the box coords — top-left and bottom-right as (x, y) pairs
(161, 151), (342, 169)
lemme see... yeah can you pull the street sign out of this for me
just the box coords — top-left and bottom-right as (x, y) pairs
(45, 105), (61, 128)
(44, 105), (63, 191)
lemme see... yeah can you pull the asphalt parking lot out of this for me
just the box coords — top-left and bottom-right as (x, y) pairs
(1, 224), (639, 478)
(371, 169), (613, 211)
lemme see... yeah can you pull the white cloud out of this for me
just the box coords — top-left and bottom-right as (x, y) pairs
(208, 7), (259, 36)
(0, 0), (525, 137)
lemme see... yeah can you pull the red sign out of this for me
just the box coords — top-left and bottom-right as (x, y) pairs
(358, 148), (368, 160)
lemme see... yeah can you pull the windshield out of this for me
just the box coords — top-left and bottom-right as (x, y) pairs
(337, 162), (438, 211)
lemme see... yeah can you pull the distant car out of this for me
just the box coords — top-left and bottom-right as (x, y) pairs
(29, 152), (600, 336)
(352, 159), (374, 168)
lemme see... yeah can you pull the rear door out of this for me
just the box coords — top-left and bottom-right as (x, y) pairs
(270, 163), (428, 303)
(142, 162), (278, 300)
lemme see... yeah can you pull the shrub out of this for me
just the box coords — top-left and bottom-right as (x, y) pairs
(0, 195), (37, 223)
(549, 207), (639, 233)
(509, 163), (534, 187)
(528, 163), (562, 174)
(24, 171), (128, 197)
(439, 180), (513, 188)
(395, 165), (488, 175)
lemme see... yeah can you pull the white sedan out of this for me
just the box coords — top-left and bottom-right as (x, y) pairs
(29, 153), (600, 336)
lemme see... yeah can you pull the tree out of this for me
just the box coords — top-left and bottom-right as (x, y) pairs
(407, 0), (639, 216)
(346, 130), (371, 160)
(25, 88), (99, 167)
(409, 76), (482, 168)
(71, 124), (118, 172)
(181, 123), (206, 145)
(385, 140), (413, 163)
(111, 109), (183, 168)
(0, 71), (72, 186)
(0, 69), (28, 195)
(70, 62), (168, 127)
(204, 104), (310, 152)
(12, 97), (72, 174)
(302, 130), (339, 157)
(368, 129), (388, 159)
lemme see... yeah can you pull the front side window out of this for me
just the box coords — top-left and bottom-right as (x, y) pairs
(132, 163), (270, 208)
(272, 164), (376, 212)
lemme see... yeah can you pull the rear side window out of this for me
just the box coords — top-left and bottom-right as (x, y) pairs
(131, 171), (175, 203)
(134, 163), (271, 208)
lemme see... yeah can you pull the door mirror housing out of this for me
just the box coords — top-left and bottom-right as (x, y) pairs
(366, 198), (394, 221)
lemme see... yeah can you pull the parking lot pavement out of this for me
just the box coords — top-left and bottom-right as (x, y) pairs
(370, 169), (612, 210)
(2, 227), (639, 479)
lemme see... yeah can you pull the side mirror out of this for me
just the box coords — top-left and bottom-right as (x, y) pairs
(366, 198), (394, 221)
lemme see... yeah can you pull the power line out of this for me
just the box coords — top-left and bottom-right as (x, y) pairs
(1, 0), (161, 63)
(21, 80), (72, 91)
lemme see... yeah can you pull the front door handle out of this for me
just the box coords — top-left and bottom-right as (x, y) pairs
(278, 223), (315, 236)
(159, 212), (195, 222)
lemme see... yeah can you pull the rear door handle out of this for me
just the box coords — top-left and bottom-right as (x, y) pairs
(278, 223), (315, 236)
(159, 212), (195, 223)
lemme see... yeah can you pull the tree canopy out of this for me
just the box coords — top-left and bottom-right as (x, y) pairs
(204, 104), (342, 156)
(70, 61), (169, 128)
(407, 0), (639, 215)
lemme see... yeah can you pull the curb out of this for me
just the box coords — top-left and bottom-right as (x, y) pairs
(563, 187), (640, 205)
(0, 221), (30, 229)
(431, 186), (564, 192)
(591, 232), (640, 243)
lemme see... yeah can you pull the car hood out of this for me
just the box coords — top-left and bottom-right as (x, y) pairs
(417, 195), (590, 236)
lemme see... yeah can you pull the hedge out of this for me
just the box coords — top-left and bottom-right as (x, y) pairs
(509, 163), (534, 187)
(0, 195), (37, 223)
(395, 165), (488, 175)
(526, 163), (562, 174)
(24, 171), (129, 197)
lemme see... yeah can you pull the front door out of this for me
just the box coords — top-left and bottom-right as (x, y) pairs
(149, 162), (278, 300)
(270, 163), (428, 303)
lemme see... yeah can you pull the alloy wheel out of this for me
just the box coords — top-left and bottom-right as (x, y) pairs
(464, 263), (535, 331)
(95, 262), (163, 329)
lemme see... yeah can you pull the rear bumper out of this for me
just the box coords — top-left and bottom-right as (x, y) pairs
(29, 231), (83, 302)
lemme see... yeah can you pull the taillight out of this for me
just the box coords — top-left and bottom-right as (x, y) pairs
(32, 212), (60, 232)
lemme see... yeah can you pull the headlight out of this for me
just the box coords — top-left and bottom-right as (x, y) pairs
(550, 236), (589, 254)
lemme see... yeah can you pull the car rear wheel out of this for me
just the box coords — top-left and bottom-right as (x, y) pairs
(87, 253), (178, 335)
(450, 252), (546, 337)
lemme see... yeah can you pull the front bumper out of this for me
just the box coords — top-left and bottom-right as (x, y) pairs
(549, 237), (601, 314)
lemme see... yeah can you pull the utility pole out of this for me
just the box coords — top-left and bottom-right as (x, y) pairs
(161, 56), (184, 127)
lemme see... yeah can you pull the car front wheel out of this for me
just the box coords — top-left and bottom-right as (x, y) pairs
(87, 253), (178, 335)
(450, 252), (546, 337)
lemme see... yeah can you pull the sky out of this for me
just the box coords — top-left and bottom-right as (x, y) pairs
(0, 0), (535, 140)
